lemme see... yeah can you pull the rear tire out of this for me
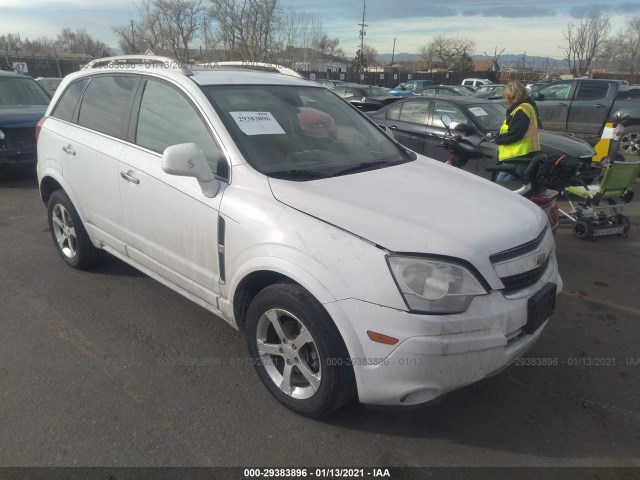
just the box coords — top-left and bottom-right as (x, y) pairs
(621, 217), (631, 236)
(245, 283), (356, 417)
(47, 190), (104, 269)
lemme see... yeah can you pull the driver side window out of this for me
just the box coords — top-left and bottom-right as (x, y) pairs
(540, 83), (571, 100)
(431, 101), (467, 129)
(136, 79), (228, 179)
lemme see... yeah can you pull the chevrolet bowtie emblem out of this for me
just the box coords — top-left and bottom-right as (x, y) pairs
(536, 253), (547, 266)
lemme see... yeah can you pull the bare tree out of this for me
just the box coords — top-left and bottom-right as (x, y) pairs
(113, 0), (204, 61)
(155, 0), (205, 61)
(55, 28), (105, 57)
(208, 0), (278, 62)
(563, 6), (611, 77)
(483, 47), (505, 72)
(0, 33), (22, 54)
(597, 15), (640, 74)
(417, 43), (435, 71)
(421, 34), (475, 71)
(22, 37), (57, 57)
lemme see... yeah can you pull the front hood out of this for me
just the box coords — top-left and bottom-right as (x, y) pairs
(0, 106), (47, 128)
(539, 130), (595, 158)
(269, 156), (546, 265)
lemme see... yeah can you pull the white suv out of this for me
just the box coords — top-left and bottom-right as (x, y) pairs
(37, 56), (561, 417)
(461, 78), (493, 88)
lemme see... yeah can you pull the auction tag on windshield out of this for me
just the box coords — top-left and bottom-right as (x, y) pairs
(468, 107), (488, 116)
(230, 112), (285, 135)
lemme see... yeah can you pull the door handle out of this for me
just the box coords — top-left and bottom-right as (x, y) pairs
(389, 125), (398, 130)
(556, 103), (568, 107)
(594, 104), (606, 108)
(62, 145), (76, 155)
(120, 171), (140, 184)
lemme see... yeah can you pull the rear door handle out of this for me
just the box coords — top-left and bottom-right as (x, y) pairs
(62, 145), (76, 155)
(120, 171), (140, 184)
(594, 104), (606, 108)
(389, 125), (398, 130)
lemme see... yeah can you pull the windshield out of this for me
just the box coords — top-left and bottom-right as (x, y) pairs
(202, 85), (410, 180)
(464, 102), (506, 132)
(0, 77), (50, 106)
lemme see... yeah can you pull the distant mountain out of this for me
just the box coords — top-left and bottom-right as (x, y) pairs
(376, 52), (564, 69)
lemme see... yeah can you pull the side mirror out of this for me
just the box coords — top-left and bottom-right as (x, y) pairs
(453, 123), (472, 135)
(532, 92), (542, 100)
(162, 143), (220, 198)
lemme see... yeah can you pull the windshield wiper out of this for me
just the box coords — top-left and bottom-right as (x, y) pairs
(267, 169), (329, 180)
(331, 160), (404, 177)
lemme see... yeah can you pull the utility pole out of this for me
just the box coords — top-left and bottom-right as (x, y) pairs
(130, 20), (136, 54)
(358, 0), (367, 82)
(389, 37), (396, 87)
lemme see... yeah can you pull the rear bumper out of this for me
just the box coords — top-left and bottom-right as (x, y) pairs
(0, 147), (37, 167)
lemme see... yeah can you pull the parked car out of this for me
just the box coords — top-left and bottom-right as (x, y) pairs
(317, 79), (345, 89)
(387, 79), (434, 97)
(38, 55), (561, 417)
(532, 78), (640, 155)
(461, 78), (492, 88)
(0, 69), (50, 170)
(331, 83), (399, 111)
(35, 77), (63, 96)
(473, 84), (506, 99)
(616, 85), (640, 100)
(418, 85), (473, 97)
(367, 96), (596, 181)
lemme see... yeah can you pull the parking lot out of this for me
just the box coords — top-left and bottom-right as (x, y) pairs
(0, 170), (639, 469)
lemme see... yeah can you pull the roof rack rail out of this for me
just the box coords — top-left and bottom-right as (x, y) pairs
(198, 61), (303, 79)
(82, 55), (193, 75)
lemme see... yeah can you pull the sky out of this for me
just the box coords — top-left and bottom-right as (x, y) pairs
(0, 0), (638, 60)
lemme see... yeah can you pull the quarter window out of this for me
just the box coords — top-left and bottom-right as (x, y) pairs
(51, 80), (88, 122)
(78, 75), (138, 138)
(135, 79), (227, 178)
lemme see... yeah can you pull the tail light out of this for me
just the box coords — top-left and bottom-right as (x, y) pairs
(36, 117), (47, 142)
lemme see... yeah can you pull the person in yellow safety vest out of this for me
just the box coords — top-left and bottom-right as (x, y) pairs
(494, 81), (541, 182)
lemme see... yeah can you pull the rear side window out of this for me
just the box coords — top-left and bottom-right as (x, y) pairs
(399, 102), (429, 124)
(576, 82), (609, 100)
(51, 80), (88, 122)
(78, 75), (138, 139)
(135, 79), (227, 178)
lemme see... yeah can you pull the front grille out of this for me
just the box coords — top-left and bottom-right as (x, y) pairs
(500, 256), (550, 293)
(3, 128), (35, 149)
(490, 227), (548, 263)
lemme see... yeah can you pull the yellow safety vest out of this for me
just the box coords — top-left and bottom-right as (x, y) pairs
(498, 103), (541, 161)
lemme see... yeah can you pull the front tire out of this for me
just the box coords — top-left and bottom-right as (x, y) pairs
(573, 219), (592, 240)
(47, 190), (104, 269)
(245, 283), (355, 417)
(619, 125), (640, 156)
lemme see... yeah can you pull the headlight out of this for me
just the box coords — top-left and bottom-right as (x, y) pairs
(387, 256), (487, 314)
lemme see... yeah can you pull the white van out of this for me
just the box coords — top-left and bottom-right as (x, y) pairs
(37, 56), (561, 417)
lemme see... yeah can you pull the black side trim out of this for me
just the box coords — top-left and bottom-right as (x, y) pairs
(218, 215), (226, 283)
